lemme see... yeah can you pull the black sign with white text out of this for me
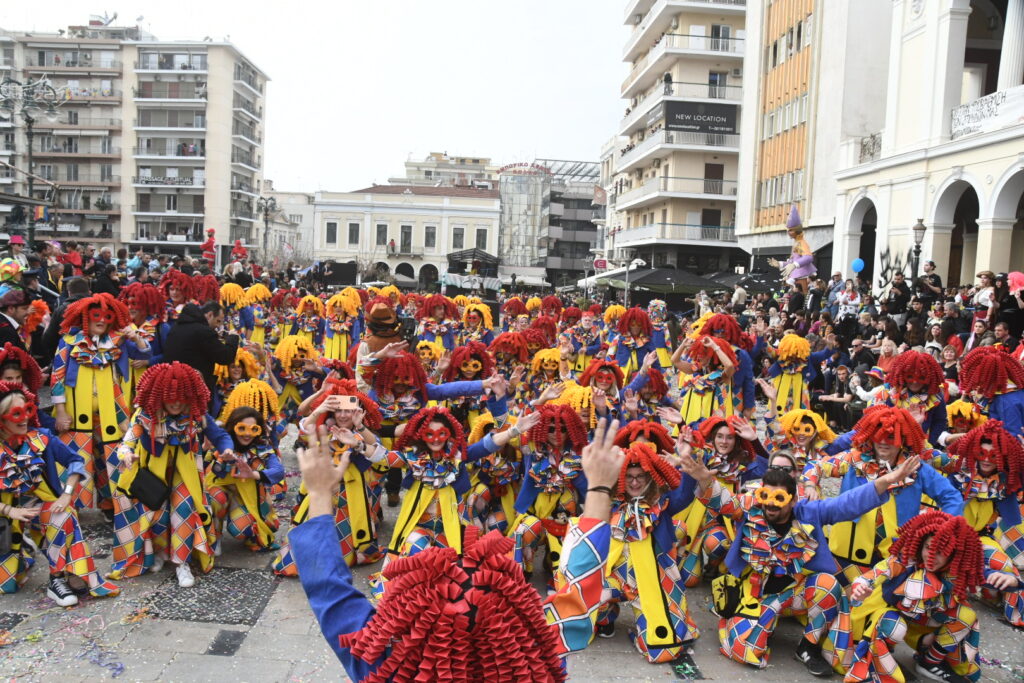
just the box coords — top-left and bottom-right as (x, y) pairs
(664, 101), (738, 134)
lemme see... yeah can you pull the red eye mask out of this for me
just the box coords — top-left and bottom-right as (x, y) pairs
(595, 370), (616, 386)
(423, 426), (450, 445)
(89, 309), (116, 324)
(2, 403), (36, 424)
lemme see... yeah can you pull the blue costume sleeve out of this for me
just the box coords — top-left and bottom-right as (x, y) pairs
(926, 399), (948, 445)
(806, 348), (832, 381)
(484, 393), (508, 420)
(125, 337), (152, 361)
(426, 380), (484, 400)
(751, 336), (766, 358)
(736, 349), (755, 411)
(202, 415), (234, 452)
(997, 495), (1023, 528)
(991, 392), (1024, 439)
(767, 362), (782, 379)
(825, 431), (854, 456)
(239, 306), (254, 331)
(799, 479), (884, 526)
(464, 433), (499, 464)
(259, 450), (285, 486)
(481, 330), (494, 346)
(625, 370), (649, 394)
(665, 474), (698, 516)
(44, 429), (87, 479)
(291, 515), (378, 678)
(919, 464), (965, 516)
(585, 337), (603, 355)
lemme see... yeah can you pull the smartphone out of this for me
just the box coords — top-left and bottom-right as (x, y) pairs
(337, 395), (359, 410)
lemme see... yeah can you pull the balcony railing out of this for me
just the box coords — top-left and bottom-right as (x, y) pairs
(231, 209), (256, 220)
(39, 172), (120, 184)
(626, 1), (747, 47)
(34, 145), (120, 156)
(232, 128), (262, 143)
(133, 146), (205, 158)
(617, 176), (739, 206)
(231, 151), (260, 168)
(233, 100), (262, 119)
(231, 181), (258, 193)
(134, 58), (208, 71)
(623, 32), (744, 93)
(133, 118), (206, 129)
(619, 129), (740, 169)
(1, 142), (14, 152)
(132, 87), (206, 100)
(233, 71), (263, 93)
(230, 226), (252, 242)
(621, 81), (743, 132)
(34, 117), (121, 128)
(133, 176), (205, 187)
(65, 88), (121, 99)
(134, 232), (203, 244)
(618, 222), (738, 244)
(25, 56), (121, 69)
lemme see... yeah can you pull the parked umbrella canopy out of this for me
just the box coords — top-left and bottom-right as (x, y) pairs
(605, 267), (724, 294)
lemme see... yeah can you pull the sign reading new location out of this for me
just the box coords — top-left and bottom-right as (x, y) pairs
(663, 101), (738, 134)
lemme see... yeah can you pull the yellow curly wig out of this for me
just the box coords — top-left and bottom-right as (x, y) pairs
(245, 283), (272, 304)
(366, 286), (381, 298)
(218, 379), (281, 423)
(326, 288), (361, 318)
(274, 334), (319, 366)
(603, 304), (626, 325)
(525, 297), (542, 312)
(214, 348), (262, 382)
(468, 296), (482, 305)
(220, 282), (246, 307)
(946, 399), (988, 430)
(776, 333), (810, 363)
(779, 408), (837, 444)
(380, 284), (401, 302)
(530, 347), (562, 376)
(295, 294), (325, 317)
(453, 294), (470, 308)
(554, 381), (597, 428)
(415, 339), (446, 362)
(467, 411), (518, 445)
(688, 311), (715, 338)
(463, 302), (494, 330)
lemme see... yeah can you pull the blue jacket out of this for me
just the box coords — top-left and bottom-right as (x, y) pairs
(990, 390), (1024, 438)
(838, 461), (963, 525)
(398, 433), (498, 494)
(515, 452), (589, 514)
(734, 348), (756, 411)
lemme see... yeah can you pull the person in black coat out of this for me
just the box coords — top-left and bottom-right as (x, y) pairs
(90, 264), (122, 298)
(0, 288), (31, 351)
(162, 302), (239, 403)
(39, 277), (92, 365)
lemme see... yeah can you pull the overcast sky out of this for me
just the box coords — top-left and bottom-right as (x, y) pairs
(2, 1), (626, 192)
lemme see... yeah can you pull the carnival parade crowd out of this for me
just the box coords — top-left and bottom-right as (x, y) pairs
(0, 231), (1021, 683)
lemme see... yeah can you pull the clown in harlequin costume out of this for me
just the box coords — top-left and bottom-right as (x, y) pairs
(353, 296), (404, 392)
(766, 332), (832, 414)
(110, 363), (233, 586)
(613, 307), (659, 378)
(159, 269), (194, 323)
(594, 442), (701, 661)
(206, 405), (283, 554)
(288, 295), (326, 347)
(501, 297), (529, 332)
(273, 335), (324, 422)
(946, 421), (1024, 628)
(416, 294), (458, 351)
(244, 283), (273, 346)
(763, 406), (838, 472)
(211, 347), (262, 419)
(676, 416), (767, 586)
(268, 288), (298, 347)
(0, 382), (119, 604)
(463, 412), (523, 536)
(529, 348), (565, 399)
(219, 282), (253, 338)
(567, 306), (604, 373)
(802, 406), (964, 584)
(218, 379), (286, 450)
(379, 285), (404, 316)
(646, 300), (674, 369)
(602, 304), (626, 350)
(414, 339), (446, 382)
(613, 419), (676, 454)
(51, 294), (151, 512)
(440, 341), (506, 428)
(522, 326), (549, 358)
(488, 331), (530, 378)
(120, 282), (169, 404)
(703, 313), (759, 418)
(541, 295), (562, 321)
(575, 357), (631, 421)
(509, 403), (589, 577)
(958, 346), (1024, 438)
(559, 306), (581, 334)
(871, 350), (949, 446)
(531, 314), (559, 349)
(678, 443), (919, 675)
(0, 342), (49, 430)
(524, 295), (543, 318)
(458, 302), (495, 346)
(947, 399), (988, 436)
(842, 511), (987, 683)
(323, 288), (362, 362)
(193, 273), (221, 307)
(676, 335), (738, 425)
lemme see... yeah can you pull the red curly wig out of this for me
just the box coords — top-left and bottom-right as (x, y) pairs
(698, 416), (756, 459)
(531, 315), (559, 346)
(587, 303), (603, 317)
(159, 269), (194, 302)
(0, 342), (43, 393)
(541, 295), (562, 317)
(269, 288), (295, 311)
(340, 527), (566, 683)
(948, 420), (1024, 498)
(521, 328), (549, 350)
(135, 362), (210, 422)
(318, 358), (356, 380)
(194, 274), (221, 304)
(488, 332), (529, 364)
(443, 341), (495, 382)
(614, 420), (675, 453)
(616, 442), (681, 498)
(560, 306), (582, 326)
(851, 405), (926, 452)
(417, 294), (457, 321)
(60, 293), (131, 334)
(704, 313), (754, 352)
(120, 282), (166, 320)
(578, 358), (625, 390)
(688, 335), (739, 369)
(502, 298), (528, 318)
(617, 307), (653, 337)
(310, 378), (382, 431)
(642, 368), (669, 398)
(887, 351), (944, 396)
(960, 346), (1024, 399)
(889, 510), (984, 601)
(526, 404), (587, 454)
(0, 381), (40, 428)
(394, 406), (467, 456)
(373, 351), (430, 402)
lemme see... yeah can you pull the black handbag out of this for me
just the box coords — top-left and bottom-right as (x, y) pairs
(128, 450), (170, 510)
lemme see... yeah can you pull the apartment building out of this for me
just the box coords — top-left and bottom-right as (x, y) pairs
(387, 152), (500, 188)
(610, 0), (749, 274)
(313, 185), (500, 289)
(0, 19), (267, 264)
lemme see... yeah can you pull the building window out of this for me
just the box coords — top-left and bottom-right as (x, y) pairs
(475, 228), (487, 250)
(166, 195), (177, 211)
(376, 223), (388, 246)
(348, 222), (360, 245)
(804, 16), (813, 45)
(796, 22), (803, 51)
(802, 94), (809, 122)
(325, 221), (337, 244)
(452, 226), (464, 249)
(424, 225), (436, 249)
(400, 225), (412, 252)
(65, 164), (79, 181)
(289, 213), (302, 224)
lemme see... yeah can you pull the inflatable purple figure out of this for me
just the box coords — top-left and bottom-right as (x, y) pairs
(770, 204), (816, 294)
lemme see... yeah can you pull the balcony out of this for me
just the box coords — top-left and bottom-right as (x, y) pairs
(231, 209), (257, 221)
(233, 70), (263, 95)
(53, 204), (120, 217)
(232, 128), (262, 145)
(618, 129), (740, 172)
(132, 86), (206, 102)
(621, 81), (742, 135)
(33, 145), (120, 158)
(133, 176), (205, 188)
(133, 145), (205, 160)
(33, 117), (122, 130)
(616, 222), (737, 247)
(616, 176), (738, 210)
(230, 226), (252, 243)
(134, 57), (208, 73)
(24, 56), (121, 72)
(65, 88), (122, 102)
(132, 233), (203, 245)
(40, 172), (120, 186)
(545, 256), (591, 271)
(623, 32), (744, 98)
(233, 100), (262, 120)
(231, 151), (261, 171)
(231, 181), (259, 196)
(950, 83), (1024, 141)
(133, 208), (204, 218)
(133, 118), (206, 132)
(624, 1), (746, 62)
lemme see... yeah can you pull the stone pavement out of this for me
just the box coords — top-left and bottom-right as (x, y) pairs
(0, 432), (1020, 682)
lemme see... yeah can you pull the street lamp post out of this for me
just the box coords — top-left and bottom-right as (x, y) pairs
(0, 77), (66, 247)
(911, 218), (927, 280)
(256, 196), (278, 265)
(624, 257), (646, 308)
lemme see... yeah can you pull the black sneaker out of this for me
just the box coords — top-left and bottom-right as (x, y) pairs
(46, 575), (79, 607)
(596, 622), (615, 638)
(794, 638), (832, 677)
(915, 658), (969, 683)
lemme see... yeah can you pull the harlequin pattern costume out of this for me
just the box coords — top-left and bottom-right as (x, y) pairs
(959, 346), (1024, 438)
(219, 282), (253, 336)
(416, 294), (457, 351)
(289, 295), (326, 347)
(324, 288), (362, 361)
(678, 335), (738, 425)
(703, 313), (759, 416)
(458, 302), (494, 346)
(871, 351), (948, 445)
(768, 333), (832, 413)
(158, 269), (194, 323)
(613, 307), (656, 378)
(273, 335), (322, 421)
(120, 282), (169, 404)
(245, 283), (273, 345)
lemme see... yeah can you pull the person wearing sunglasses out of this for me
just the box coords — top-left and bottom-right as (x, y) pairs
(50, 293), (151, 514)
(678, 439), (921, 676)
(205, 406), (284, 556)
(0, 381), (119, 606)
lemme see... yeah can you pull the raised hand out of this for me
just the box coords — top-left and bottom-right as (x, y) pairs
(581, 418), (623, 490)
(623, 389), (639, 416)
(656, 406), (683, 425)
(539, 382), (566, 403)
(731, 416), (757, 441)
(298, 426), (349, 499)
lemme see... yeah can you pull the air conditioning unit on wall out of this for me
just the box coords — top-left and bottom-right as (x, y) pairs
(732, 67), (743, 77)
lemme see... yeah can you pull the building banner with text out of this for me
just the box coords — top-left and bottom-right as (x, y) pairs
(663, 101), (738, 134)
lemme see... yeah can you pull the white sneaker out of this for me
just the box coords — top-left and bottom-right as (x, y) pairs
(150, 555), (165, 574)
(214, 542), (222, 557)
(175, 563), (195, 588)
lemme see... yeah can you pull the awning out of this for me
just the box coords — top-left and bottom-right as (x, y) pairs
(501, 274), (550, 288)
(603, 268), (724, 294)
(576, 264), (631, 289)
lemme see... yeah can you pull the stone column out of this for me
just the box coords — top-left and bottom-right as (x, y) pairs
(961, 233), (978, 287)
(998, 0), (1024, 91)
(975, 218), (1015, 273)
(926, 223), (954, 287)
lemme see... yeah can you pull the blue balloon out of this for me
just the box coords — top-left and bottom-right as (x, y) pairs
(851, 258), (865, 274)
